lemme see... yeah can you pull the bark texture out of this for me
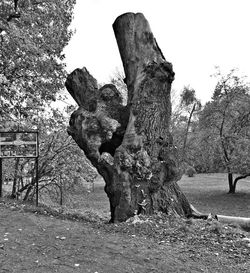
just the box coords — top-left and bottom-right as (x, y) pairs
(66, 13), (192, 222)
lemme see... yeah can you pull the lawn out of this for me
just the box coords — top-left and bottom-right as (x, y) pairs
(178, 173), (250, 218)
(62, 173), (250, 219)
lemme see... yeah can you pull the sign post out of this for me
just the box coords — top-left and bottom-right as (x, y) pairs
(35, 157), (39, 206)
(0, 158), (2, 198)
(0, 131), (39, 204)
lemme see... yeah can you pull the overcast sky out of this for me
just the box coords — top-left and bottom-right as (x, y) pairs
(64, 0), (250, 103)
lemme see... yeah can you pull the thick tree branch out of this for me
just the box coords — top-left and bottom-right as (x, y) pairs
(233, 173), (250, 189)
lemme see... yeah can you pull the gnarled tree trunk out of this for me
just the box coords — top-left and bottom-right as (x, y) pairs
(65, 12), (192, 222)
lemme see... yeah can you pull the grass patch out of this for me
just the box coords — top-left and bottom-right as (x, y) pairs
(178, 173), (250, 217)
(40, 173), (250, 220)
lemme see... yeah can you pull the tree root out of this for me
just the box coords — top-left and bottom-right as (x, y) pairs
(189, 204), (250, 231)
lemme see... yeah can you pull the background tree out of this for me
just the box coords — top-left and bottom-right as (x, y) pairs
(0, 0), (76, 125)
(2, 110), (98, 203)
(199, 69), (250, 193)
(189, 130), (224, 173)
(0, 0), (98, 203)
(109, 68), (128, 105)
(171, 86), (201, 169)
(180, 87), (201, 153)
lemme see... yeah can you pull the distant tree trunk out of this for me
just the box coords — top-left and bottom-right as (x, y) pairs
(227, 172), (235, 193)
(182, 103), (196, 161)
(66, 12), (192, 222)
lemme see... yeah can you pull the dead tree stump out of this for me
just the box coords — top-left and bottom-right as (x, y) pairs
(66, 13), (192, 222)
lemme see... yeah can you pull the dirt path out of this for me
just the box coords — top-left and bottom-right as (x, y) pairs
(0, 204), (249, 273)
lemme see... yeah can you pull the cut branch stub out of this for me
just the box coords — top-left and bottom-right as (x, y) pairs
(66, 13), (192, 223)
(65, 67), (98, 111)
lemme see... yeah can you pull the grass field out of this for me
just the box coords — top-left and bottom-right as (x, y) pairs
(63, 173), (250, 219)
(178, 173), (250, 218)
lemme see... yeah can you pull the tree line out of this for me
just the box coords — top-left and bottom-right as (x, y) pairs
(172, 69), (250, 193)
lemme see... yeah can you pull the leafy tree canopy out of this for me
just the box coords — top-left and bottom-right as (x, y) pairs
(0, 0), (99, 203)
(180, 86), (201, 108)
(171, 86), (202, 168)
(0, 0), (76, 125)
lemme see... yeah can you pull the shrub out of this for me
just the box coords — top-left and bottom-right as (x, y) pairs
(186, 166), (196, 177)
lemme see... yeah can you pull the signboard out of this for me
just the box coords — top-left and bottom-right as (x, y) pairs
(0, 131), (38, 158)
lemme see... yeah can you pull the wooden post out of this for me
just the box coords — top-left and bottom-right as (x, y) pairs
(0, 158), (2, 198)
(35, 157), (38, 206)
(60, 175), (63, 206)
(35, 131), (39, 206)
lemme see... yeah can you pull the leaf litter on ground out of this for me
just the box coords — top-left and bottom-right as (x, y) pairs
(0, 198), (249, 266)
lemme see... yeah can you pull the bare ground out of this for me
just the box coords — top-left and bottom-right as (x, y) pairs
(0, 200), (249, 273)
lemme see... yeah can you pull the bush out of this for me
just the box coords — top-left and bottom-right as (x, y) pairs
(186, 166), (196, 177)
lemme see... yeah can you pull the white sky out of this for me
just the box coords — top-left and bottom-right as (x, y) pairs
(64, 0), (250, 103)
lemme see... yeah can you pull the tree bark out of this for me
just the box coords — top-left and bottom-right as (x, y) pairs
(227, 172), (235, 194)
(66, 13), (192, 222)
